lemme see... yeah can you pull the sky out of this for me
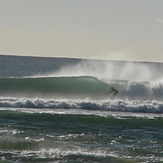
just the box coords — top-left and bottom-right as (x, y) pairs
(0, 0), (163, 62)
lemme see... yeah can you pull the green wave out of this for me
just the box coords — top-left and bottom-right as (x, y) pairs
(0, 110), (162, 129)
(0, 76), (127, 97)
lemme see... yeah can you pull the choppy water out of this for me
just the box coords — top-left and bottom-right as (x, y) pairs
(0, 107), (162, 163)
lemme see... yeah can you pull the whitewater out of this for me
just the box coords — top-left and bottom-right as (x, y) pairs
(0, 55), (162, 163)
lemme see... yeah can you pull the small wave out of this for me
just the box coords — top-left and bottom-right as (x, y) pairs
(0, 147), (119, 162)
(0, 97), (162, 113)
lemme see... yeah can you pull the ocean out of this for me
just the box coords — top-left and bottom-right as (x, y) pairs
(0, 55), (162, 163)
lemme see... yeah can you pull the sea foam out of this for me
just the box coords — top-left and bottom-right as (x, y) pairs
(0, 97), (162, 113)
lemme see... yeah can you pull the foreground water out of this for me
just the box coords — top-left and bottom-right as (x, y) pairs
(0, 106), (162, 163)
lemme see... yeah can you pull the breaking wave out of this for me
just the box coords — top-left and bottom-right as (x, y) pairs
(0, 97), (163, 113)
(0, 76), (163, 100)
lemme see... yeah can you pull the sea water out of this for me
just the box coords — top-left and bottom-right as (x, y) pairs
(0, 55), (162, 163)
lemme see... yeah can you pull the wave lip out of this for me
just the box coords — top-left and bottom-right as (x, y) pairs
(0, 98), (163, 113)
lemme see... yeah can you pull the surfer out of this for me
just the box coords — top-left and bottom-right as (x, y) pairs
(108, 87), (118, 96)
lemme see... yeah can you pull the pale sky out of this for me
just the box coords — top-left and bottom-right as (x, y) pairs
(0, 0), (163, 62)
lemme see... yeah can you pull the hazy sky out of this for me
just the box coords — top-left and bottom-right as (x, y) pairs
(0, 0), (163, 61)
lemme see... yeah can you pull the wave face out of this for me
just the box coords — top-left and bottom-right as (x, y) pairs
(0, 76), (163, 100)
(0, 76), (108, 98)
